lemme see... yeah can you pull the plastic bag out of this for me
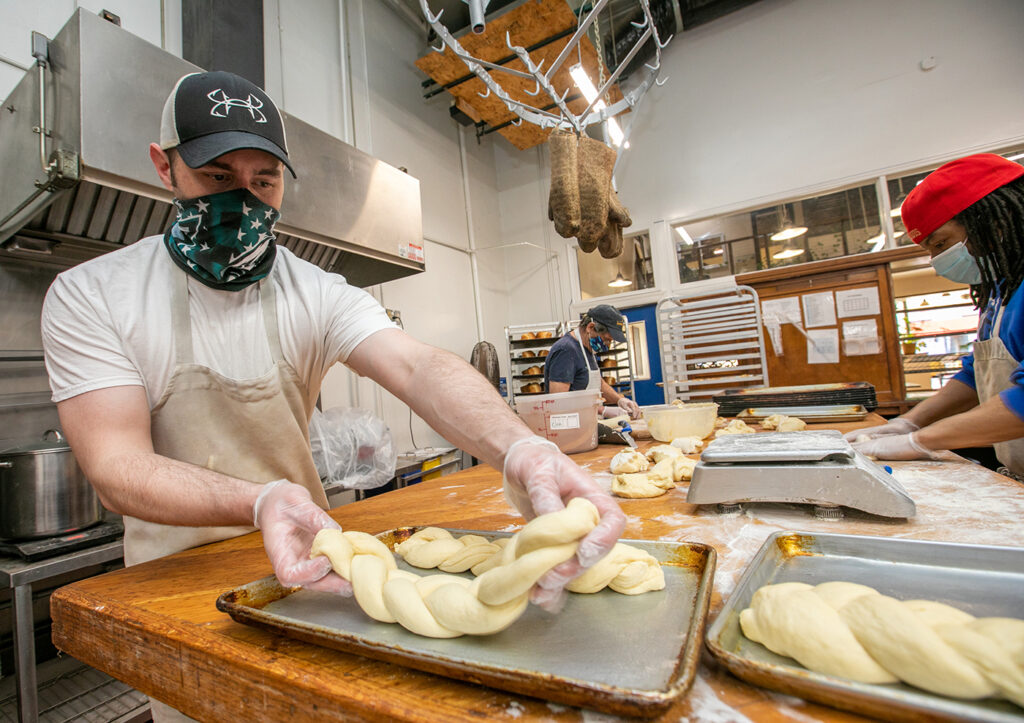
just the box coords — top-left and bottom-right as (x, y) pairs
(309, 407), (396, 490)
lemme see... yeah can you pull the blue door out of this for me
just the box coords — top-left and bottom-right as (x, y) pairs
(621, 303), (664, 406)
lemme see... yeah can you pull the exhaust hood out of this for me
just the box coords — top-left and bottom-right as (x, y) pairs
(0, 9), (424, 287)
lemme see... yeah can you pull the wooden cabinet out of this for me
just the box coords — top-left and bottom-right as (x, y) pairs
(737, 246), (926, 414)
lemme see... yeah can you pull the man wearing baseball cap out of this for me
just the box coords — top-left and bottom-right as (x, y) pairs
(850, 153), (1024, 480)
(544, 304), (642, 419)
(41, 70), (626, 700)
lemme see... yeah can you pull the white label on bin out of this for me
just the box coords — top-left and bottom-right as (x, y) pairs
(549, 412), (580, 430)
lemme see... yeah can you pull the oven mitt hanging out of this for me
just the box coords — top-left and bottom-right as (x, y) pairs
(599, 187), (632, 258)
(547, 130), (581, 239)
(576, 134), (616, 253)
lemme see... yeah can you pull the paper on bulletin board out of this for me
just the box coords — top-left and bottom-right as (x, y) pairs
(807, 328), (840, 364)
(801, 292), (837, 328)
(836, 287), (881, 318)
(761, 297), (802, 325)
(842, 319), (881, 356)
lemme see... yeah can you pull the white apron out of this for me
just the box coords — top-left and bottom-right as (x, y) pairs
(129, 272), (327, 722)
(572, 329), (603, 392)
(972, 302), (1024, 478)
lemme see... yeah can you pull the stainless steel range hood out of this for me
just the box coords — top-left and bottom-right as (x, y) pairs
(0, 9), (424, 287)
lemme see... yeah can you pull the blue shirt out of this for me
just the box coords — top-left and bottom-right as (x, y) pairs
(952, 284), (1024, 420)
(543, 332), (597, 392)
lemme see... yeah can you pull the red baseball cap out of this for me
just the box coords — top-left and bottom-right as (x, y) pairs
(901, 153), (1024, 243)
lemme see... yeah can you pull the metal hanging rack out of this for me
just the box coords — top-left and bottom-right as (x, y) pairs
(418, 0), (671, 138)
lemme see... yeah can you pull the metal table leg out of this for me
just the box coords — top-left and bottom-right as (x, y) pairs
(12, 583), (38, 723)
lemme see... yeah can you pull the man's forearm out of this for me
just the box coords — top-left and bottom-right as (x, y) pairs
(92, 452), (262, 527)
(916, 394), (1024, 451)
(903, 379), (979, 427)
(399, 347), (533, 469)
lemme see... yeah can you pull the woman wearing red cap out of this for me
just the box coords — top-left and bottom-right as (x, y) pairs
(850, 153), (1024, 480)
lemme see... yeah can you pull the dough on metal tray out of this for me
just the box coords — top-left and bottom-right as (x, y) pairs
(714, 419), (755, 437)
(760, 414), (807, 432)
(739, 581), (1024, 706)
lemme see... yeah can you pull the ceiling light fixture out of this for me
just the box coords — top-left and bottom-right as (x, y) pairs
(569, 64), (629, 149)
(712, 248), (724, 255)
(769, 205), (808, 242)
(771, 247), (806, 260)
(674, 226), (694, 245)
(1007, 152), (1024, 162)
(891, 206), (903, 218)
(608, 271), (632, 288)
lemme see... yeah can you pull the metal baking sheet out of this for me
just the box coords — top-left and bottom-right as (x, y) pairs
(736, 404), (870, 423)
(217, 529), (716, 718)
(706, 531), (1024, 722)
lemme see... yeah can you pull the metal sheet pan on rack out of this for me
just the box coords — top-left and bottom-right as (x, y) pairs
(218, 529), (716, 718)
(735, 404), (869, 423)
(706, 530), (1024, 723)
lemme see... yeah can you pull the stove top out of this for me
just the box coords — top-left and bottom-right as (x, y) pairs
(0, 521), (124, 561)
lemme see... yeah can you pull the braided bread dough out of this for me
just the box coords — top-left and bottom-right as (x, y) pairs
(740, 581), (1024, 706)
(310, 497), (662, 639)
(397, 529), (664, 596)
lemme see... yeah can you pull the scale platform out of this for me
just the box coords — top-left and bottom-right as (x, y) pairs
(686, 430), (915, 518)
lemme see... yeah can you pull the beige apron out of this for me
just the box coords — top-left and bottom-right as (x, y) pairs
(135, 272), (328, 722)
(972, 302), (1024, 477)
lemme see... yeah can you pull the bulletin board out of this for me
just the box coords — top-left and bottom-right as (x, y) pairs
(736, 250), (916, 413)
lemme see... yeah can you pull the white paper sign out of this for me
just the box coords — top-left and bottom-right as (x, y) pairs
(836, 287), (881, 318)
(761, 297), (802, 325)
(801, 292), (837, 328)
(806, 328), (840, 364)
(842, 319), (881, 355)
(548, 413), (580, 430)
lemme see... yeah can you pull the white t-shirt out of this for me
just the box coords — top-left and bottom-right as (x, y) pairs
(41, 235), (395, 410)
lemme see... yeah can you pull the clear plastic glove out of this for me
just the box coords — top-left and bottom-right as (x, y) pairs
(502, 436), (627, 611)
(600, 405), (625, 419)
(253, 480), (352, 595)
(843, 416), (919, 442)
(617, 397), (641, 420)
(851, 431), (941, 461)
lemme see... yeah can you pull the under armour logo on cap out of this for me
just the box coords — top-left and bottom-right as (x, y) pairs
(207, 89), (267, 123)
(160, 70), (295, 177)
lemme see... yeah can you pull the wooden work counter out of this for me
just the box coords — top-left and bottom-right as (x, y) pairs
(50, 415), (1024, 722)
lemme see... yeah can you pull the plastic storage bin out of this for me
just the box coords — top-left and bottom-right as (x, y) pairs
(515, 390), (602, 454)
(643, 403), (719, 442)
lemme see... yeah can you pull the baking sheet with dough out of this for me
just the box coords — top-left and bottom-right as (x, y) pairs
(705, 531), (1024, 723)
(217, 530), (715, 718)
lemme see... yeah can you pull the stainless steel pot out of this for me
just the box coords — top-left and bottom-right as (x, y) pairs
(0, 430), (102, 540)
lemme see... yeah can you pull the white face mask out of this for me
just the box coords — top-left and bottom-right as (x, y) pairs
(930, 240), (982, 285)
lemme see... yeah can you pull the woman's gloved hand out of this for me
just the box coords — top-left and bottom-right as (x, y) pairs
(601, 405), (625, 419)
(502, 436), (626, 611)
(253, 480), (352, 595)
(851, 431), (940, 461)
(843, 416), (919, 442)
(617, 397), (641, 419)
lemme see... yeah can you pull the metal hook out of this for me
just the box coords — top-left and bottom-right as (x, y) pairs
(478, 87), (491, 98)
(655, 75), (669, 87)
(511, 117), (523, 127)
(630, 16), (649, 29)
(505, 31), (516, 51)
(431, 39), (445, 53)
(656, 33), (674, 50)
(425, 7), (444, 24)
(558, 87), (570, 103)
(524, 80), (541, 96)
(644, 61), (660, 72)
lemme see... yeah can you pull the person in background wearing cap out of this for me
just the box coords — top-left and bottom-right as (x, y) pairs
(544, 304), (642, 420)
(850, 153), (1024, 480)
(41, 71), (626, 694)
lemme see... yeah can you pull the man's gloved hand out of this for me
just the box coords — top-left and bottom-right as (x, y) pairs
(843, 416), (919, 442)
(253, 480), (352, 595)
(617, 397), (641, 420)
(851, 431), (940, 461)
(601, 405), (625, 419)
(502, 436), (627, 611)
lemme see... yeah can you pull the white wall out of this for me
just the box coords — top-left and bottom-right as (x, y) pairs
(494, 0), (1024, 316)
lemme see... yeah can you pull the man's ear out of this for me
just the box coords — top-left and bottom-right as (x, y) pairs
(149, 143), (175, 192)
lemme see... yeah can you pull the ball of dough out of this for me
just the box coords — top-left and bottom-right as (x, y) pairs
(646, 444), (683, 464)
(714, 419), (755, 437)
(610, 448), (649, 474)
(612, 470), (674, 498)
(670, 436), (704, 454)
(761, 414), (807, 432)
(672, 455), (697, 482)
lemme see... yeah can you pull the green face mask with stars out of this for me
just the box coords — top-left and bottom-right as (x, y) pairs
(163, 187), (280, 291)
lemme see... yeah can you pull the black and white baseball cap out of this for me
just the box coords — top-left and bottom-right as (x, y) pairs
(160, 71), (295, 177)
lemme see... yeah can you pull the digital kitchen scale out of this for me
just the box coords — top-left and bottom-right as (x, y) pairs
(0, 520), (123, 561)
(686, 430), (916, 518)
